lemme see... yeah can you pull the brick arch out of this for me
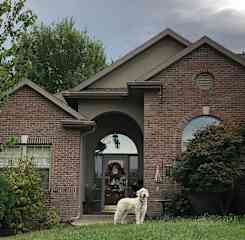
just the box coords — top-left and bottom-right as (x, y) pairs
(174, 108), (224, 155)
(83, 110), (144, 214)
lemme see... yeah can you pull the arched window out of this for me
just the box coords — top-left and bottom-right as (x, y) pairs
(182, 116), (221, 151)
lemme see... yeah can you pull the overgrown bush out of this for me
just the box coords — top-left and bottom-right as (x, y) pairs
(173, 123), (245, 192)
(4, 158), (46, 232)
(0, 175), (16, 229)
(0, 158), (59, 233)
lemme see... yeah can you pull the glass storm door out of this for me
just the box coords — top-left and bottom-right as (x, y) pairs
(103, 157), (128, 207)
(94, 154), (141, 212)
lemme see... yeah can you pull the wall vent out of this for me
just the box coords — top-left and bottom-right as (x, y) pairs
(194, 72), (214, 90)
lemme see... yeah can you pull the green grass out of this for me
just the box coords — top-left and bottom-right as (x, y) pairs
(4, 217), (245, 240)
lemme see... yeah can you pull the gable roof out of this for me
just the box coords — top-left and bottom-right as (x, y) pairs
(72, 28), (191, 91)
(136, 36), (245, 82)
(6, 79), (91, 123)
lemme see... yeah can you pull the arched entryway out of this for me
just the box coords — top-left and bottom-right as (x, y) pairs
(81, 111), (143, 214)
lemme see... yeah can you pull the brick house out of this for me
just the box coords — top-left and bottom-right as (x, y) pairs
(1, 29), (245, 220)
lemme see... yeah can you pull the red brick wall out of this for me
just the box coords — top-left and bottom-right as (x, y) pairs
(0, 86), (81, 221)
(144, 44), (245, 215)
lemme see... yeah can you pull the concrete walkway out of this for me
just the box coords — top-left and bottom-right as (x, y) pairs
(71, 215), (113, 226)
(71, 214), (135, 226)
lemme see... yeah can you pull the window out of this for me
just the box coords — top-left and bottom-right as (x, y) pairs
(0, 145), (51, 190)
(129, 155), (138, 172)
(182, 116), (220, 151)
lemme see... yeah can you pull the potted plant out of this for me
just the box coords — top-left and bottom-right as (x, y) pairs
(173, 123), (245, 215)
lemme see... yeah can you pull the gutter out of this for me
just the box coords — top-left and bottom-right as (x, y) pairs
(62, 91), (128, 99)
(62, 119), (96, 129)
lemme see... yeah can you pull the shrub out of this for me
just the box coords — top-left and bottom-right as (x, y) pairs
(173, 123), (245, 214)
(4, 158), (47, 232)
(173, 123), (244, 192)
(46, 208), (60, 228)
(166, 192), (192, 217)
(38, 208), (60, 229)
(0, 175), (16, 229)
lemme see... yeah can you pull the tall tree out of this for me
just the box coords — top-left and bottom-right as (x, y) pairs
(0, 0), (36, 103)
(17, 18), (108, 93)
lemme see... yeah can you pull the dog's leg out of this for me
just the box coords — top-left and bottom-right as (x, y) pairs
(140, 209), (146, 224)
(121, 211), (128, 224)
(135, 211), (141, 224)
(114, 209), (121, 224)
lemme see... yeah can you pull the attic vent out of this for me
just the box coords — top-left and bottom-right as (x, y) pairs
(194, 72), (214, 90)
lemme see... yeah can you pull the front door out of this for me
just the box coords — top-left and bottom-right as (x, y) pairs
(93, 153), (141, 213)
(103, 156), (128, 211)
(101, 154), (142, 212)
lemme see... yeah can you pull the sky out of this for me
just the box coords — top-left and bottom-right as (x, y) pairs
(26, 0), (245, 61)
(100, 134), (137, 154)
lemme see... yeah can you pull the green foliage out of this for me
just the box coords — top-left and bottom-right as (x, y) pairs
(6, 136), (17, 146)
(16, 18), (108, 93)
(0, 157), (60, 233)
(0, 139), (60, 232)
(166, 192), (192, 217)
(45, 208), (60, 229)
(0, 174), (16, 228)
(38, 207), (60, 230)
(173, 123), (245, 192)
(4, 158), (45, 232)
(0, 0), (36, 103)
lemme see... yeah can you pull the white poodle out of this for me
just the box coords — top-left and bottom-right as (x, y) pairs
(114, 188), (149, 224)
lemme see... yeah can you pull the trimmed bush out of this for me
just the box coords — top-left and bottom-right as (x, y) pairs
(173, 123), (245, 214)
(173, 123), (244, 192)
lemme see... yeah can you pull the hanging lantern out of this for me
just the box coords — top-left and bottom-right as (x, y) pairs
(112, 134), (120, 149)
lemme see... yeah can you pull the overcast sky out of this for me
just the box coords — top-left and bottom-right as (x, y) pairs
(26, 0), (245, 60)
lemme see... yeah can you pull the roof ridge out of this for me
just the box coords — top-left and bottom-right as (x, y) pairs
(70, 28), (191, 91)
(5, 79), (90, 121)
(136, 36), (245, 82)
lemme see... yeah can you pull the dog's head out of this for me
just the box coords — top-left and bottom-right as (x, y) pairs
(136, 188), (149, 199)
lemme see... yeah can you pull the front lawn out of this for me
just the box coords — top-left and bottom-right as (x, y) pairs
(4, 217), (245, 240)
